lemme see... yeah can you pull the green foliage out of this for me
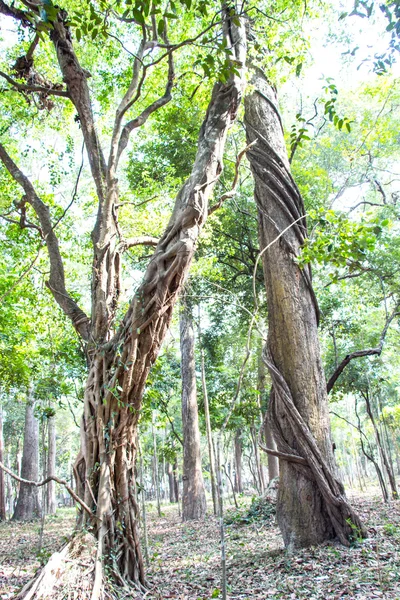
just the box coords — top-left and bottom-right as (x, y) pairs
(298, 209), (390, 283)
(225, 496), (276, 526)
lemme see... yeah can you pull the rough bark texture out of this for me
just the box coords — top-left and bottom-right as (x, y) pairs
(13, 399), (41, 521)
(46, 412), (57, 514)
(180, 299), (207, 521)
(245, 69), (365, 549)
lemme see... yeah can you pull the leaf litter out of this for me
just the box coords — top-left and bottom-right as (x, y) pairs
(0, 492), (399, 599)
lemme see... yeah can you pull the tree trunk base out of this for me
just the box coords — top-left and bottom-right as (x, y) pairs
(14, 533), (146, 600)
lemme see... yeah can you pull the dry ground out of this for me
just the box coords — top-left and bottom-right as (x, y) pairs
(0, 491), (399, 599)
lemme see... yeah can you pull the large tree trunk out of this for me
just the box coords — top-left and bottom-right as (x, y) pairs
(13, 396), (41, 521)
(244, 69), (364, 549)
(0, 405), (6, 520)
(0, 8), (246, 595)
(180, 298), (207, 521)
(73, 25), (247, 590)
(46, 408), (57, 515)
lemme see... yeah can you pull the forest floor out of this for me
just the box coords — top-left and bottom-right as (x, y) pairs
(0, 489), (399, 599)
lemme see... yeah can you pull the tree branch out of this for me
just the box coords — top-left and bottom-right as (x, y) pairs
(0, 0), (31, 24)
(115, 36), (175, 167)
(50, 15), (107, 208)
(208, 140), (257, 215)
(0, 143), (91, 340)
(118, 236), (159, 252)
(327, 306), (400, 393)
(0, 460), (95, 519)
(258, 442), (308, 465)
(0, 70), (69, 98)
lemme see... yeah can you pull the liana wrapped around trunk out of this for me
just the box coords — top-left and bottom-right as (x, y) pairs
(244, 68), (366, 549)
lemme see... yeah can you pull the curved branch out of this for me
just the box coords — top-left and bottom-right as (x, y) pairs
(50, 15), (107, 208)
(327, 307), (400, 393)
(118, 236), (159, 252)
(0, 70), (69, 98)
(208, 140), (257, 215)
(0, 0), (31, 24)
(115, 40), (175, 167)
(0, 143), (91, 340)
(258, 442), (308, 465)
(0, 460), (94, 519)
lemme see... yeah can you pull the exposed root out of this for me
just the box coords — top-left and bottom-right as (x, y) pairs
(14, 532), (149, 600)
(15, 533), (97, 600)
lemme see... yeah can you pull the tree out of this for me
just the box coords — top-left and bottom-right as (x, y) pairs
(244, 69), (365, 548)
(180, 295), (207, 520)
(12, 390), (41, 521)
(0, 0), (247, 592)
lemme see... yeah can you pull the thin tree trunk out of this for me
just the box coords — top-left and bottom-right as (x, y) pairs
(234, 430), (243, 493)
(391, 430), (400, 476)
(13, 393), (41, 521)
(138, 440), (149, 568)
(180, 297), (206, 521)
(46, 407), (57, 515)
(198, 307), (218, 515)
(245, 68), (364, 548)
(152, 412), (161, 517)
(363, 390), (398, 499)
(250, 423), (265, 494)
(264, 420), (279, 481)
(355, 398), (389, 502)
(0, 405), (6, 520)
(258, 348), (279, 481)
(173, 457), (179, 509)
(6, 454), (13, 517)
(167, 463), (175, 503)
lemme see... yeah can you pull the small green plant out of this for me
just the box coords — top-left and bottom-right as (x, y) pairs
(346, 517), (364, 545)
(383, 522), (399, 536)
(225, 496), (276, 526)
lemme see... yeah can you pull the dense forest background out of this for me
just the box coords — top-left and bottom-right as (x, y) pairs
(0, 0), (399, 598)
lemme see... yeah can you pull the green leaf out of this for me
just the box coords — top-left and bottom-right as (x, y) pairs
(157, 18), (165, 35)
(132, 7), (145, 24)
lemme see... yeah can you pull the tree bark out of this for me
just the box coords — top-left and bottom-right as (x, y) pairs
(180, 298), (207, 521)
(234, 430), (243, 493)
(167, 463), (176, 503)
(265, 420), (279, 481)
(198, 311), (218, 515)
(46, 408), (57, 515)
(152, 412), (161, 517)
(0, 405), (6, 520)
(258, 349), (279, 481)
(13, 395), (41, 521)
(245, 68), (364, 548)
